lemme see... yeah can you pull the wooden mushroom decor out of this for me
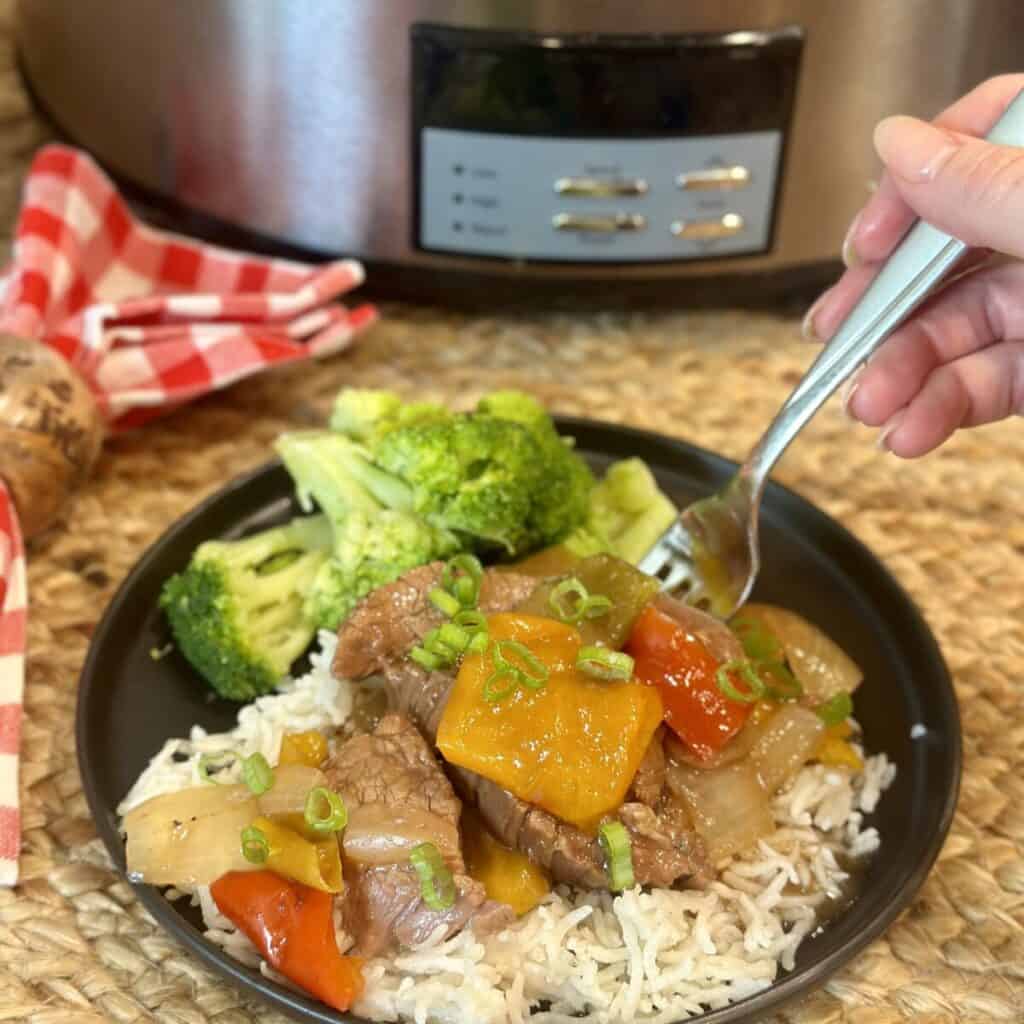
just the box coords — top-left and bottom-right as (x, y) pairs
(0, 334), (103, 539)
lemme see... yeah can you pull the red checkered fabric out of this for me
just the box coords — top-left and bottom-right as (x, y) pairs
(0, 144), (379, 883)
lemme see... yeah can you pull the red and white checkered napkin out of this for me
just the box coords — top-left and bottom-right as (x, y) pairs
(0, 144), (379, 884)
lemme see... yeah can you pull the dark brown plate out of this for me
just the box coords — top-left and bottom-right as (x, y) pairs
(76, 417), (960, 1023)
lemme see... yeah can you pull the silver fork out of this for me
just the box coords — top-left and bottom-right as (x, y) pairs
(639, 88), (1024, 620)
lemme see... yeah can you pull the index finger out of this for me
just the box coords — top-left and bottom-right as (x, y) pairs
(846, 74), (1024, 266)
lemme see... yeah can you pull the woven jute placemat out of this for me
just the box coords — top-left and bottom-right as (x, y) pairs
(1, 306), (1021, 1023)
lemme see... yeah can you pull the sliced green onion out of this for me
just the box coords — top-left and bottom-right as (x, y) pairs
(549, 578), (589, 622)
(198, 750), (237, 784)
(442, 554), (483, 609)
(452, 576), (478, 608)
(493, 639), (549, 689)
(760, 661), (804, 702)
(598, 820), (634, 891)
(483, 667), (520, 703)
(730, 613), (785, 664)
(409, 841), (456, 910)
(548, 578), (614, 625)
(241, 752), (274, 796)
(429, 587), (462, 618)
(467, 631), (490, 654)
(437, 622), (471, 653)
(817, 691), (853, 726)
(453, 609), (487, 633)
(304, 786), (349, 834)
(240, 825), (269, 864)
(715, 660), (767, 704)
(579, 595), (613, 620)
(410, 645), (444, 671)
(576, 646), (634, 682)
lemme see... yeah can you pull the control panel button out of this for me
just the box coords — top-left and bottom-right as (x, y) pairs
(676, 166), (751, 191)
(670, 213), (745, 240)
(552, 212), (647, 233)
(554, 176), (649, 197)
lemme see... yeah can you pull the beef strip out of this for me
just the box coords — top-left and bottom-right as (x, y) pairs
(342, 862), (511, 955)
(333, 562), (538, 681)
(323, 714), (513, 956)
(333, 567), (709, 890)
(628, 727), (667, 807)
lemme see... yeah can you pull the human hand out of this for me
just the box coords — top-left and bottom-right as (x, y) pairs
(804, 74), (1024, 457)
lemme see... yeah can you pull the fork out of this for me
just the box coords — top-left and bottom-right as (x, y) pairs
(638, 89), (1024, 620)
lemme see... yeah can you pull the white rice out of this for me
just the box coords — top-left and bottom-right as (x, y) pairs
(122, 632), (896, 1024)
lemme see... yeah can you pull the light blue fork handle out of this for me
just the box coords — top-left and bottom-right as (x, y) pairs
(744, 87), (1024, 491)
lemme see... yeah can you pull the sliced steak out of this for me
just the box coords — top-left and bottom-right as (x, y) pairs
(617, 801), (707, 889)
(323, 714), (512, 956)
(344, 863), (507, 956)
(628, 727), (666, 807)
(325, 713), (463, 865)
(333, 563), (538, 680)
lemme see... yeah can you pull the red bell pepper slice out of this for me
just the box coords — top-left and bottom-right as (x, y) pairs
(211, 870), (362, 1012)
(626, 604), (751, 760)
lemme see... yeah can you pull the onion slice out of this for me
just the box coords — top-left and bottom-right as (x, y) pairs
(342, 804), (461, 867)
(749, 704), (826, 794)
(665, 760), (773, 860)
(123, 764), (327, 886)
(732, 603), (862, 702)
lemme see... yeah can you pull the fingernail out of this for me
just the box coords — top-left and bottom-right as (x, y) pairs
(840, 366), (864, 420)
(876, 409), (905, 451)
(873, 116), (961, 183)
(801, 291), (829, 342)
(841, 211), (863, 268)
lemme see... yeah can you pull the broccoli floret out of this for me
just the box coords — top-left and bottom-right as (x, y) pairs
(565, 458), (676, 564)
(374, 414), (543, 556)
(160, 517), (331, 701)
(275, 431), (414, 519)
(306, 509), (459, 628)
(475, 389), (552, 436)
(329, 388), (451, 445)
(276, 429), (459, 630)
(478, 390), (594, 547)
(329, 389), (403, 442)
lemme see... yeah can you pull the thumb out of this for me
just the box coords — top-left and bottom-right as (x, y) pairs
(873, 114), (1024, 259)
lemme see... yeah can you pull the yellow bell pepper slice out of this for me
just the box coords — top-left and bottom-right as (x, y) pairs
(814, 722), (864, 772)
(251, 815), (343, 893)
(463, 811), (550, 915)
(437, 613), (664, 832)
(278, 731), (329, 769)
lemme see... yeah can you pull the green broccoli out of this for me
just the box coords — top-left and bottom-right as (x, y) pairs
(306, 509), (459, 628)
(275, 430), (457, 630)
(275, 430), (414, 519)
(329, 388), (451, 445)
(160, 516), (332, 701)
(373, 413), (544, 556)
(565, 457), (677, 564)
(477, 390), (595, 547)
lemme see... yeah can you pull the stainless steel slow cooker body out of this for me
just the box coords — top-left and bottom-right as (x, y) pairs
(16, 1), (1024, 303)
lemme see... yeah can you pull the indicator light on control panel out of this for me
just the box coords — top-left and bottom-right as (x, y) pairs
(676, 166), (751, 191)
(552, 212), (648, 233)
(553, 177), (649, 197)
(670, 213), (745, 240)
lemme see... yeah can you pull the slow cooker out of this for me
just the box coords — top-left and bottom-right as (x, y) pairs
(16, 1), (1024, 306)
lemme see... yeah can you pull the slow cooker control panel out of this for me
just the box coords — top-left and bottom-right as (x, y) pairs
(420, 129), (781, 262)
(412, 24), (802, 265)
